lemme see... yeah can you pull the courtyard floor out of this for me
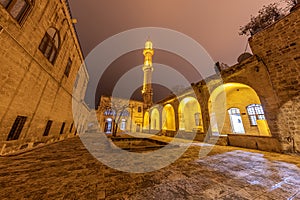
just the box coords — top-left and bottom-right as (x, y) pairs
(0, 135), (300, 200)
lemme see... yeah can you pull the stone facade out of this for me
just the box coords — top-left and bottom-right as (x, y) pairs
(1, 1), (299, 155)
(0, 0), (89, 155)
(248, 7), (300, 152)
(96, 96), (144, 134)
(154, 6), (300, 153)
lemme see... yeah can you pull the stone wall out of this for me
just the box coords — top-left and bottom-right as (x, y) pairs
(96, 96), (144, 134)
(158, 7), (300, 153)
(0, 0), (88, 155)
(227, 134), (282, 153)
(249, 7), (300, 153)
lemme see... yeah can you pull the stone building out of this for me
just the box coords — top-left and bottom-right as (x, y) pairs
(94, 7), (299, 154)
(0, 0), (89, 155)
(96, 96), (144, 134)
(144, 6), (300, 153)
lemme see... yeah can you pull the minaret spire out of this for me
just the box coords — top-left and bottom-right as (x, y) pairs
(142, 40), (154, 108)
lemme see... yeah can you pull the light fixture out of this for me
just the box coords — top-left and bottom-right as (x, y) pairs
(71, 18), (77, 24)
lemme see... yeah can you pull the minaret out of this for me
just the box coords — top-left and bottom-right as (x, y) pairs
(142, 40), (154, 108)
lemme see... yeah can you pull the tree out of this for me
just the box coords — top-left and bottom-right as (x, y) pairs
(239, 3), (284, 36)
(98, 96), (130, 137)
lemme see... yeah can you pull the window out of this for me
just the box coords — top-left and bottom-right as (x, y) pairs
(7, 116), (27, 141)
(138, 106), (142, 113)
(69, 122), (73, 133)
(228, 108), (240, 115)
(104, 109), (116, 116)
(39, 28), (60, 64)
(121, 110), (129, 117)
(247, 104), (266, 126)
(43, 120), (53, 136)
(120, 119), (126, 130)
(0, 0), (33, 24)
(64, 58), (72, 77)
(59, 122), (66, 135)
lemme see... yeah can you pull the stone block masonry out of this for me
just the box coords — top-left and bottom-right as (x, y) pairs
(0, 0), (89, 155)
(249, 6), (300, 153)
(160, 6), (300, 153)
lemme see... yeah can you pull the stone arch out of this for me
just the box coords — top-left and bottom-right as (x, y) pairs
(178, 97), (203, 132)
(162, 104), (176, 131)
(208, 83), (271, 136)
(151, 108), (160, 130)
(143, 111), (149, 130)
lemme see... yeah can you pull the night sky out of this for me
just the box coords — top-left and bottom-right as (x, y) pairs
(67, 0), (281, 107)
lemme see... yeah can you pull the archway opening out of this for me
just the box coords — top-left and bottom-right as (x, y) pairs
(151, 108), (160, 130)
(162, 104), (176, 131)
(105, 118), (113, 133)
(208, 83), (271, 136)
(178, 97), (203, 132)
(143, 111), (149, 130)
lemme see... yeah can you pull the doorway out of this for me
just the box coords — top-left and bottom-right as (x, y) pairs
(228, 108), (245, 134)
(136, 124), (141, 132)
(104, 118), (112, 133)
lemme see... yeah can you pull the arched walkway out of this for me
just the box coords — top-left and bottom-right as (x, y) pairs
(178, 97), (203, 132)
(151, 108), (160, 130)
(209, 83), (271, 136)
(162, 104), (176, 131)
(143, 111), (149, 130)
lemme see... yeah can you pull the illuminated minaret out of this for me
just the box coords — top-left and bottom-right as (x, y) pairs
(142, 40), (154, 108)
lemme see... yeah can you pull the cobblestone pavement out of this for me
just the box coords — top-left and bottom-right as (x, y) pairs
(0, 135), (300, 200)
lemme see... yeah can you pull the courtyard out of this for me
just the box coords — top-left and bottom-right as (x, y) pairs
(0, 135), (299, 200)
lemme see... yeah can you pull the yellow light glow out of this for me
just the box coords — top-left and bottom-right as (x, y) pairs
(162, 104), (176, 131)
(145, 40), (153, 49)
(151, 108), (160, 130)
(208, 82), (271, 136)
(178, 97), (203, 132)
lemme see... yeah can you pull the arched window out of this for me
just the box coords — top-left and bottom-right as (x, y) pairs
(0, 0), (34, 24)
(121, 110), (129, 117)
(120, 119), (126, 131)
(39, 28), (60, 64)
(104, 109), (116, 116)
(247, 104), (266, 126)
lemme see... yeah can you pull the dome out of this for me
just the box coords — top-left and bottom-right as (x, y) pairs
(237, 52), (252, 63)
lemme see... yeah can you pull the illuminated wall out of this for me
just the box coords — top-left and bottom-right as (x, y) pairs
(209, 83), (271, 136)
(143, 111), (150, 129)
(162, 104), (176, 131)
(151, 108), (160, 130)
(178, 97), (203, 132)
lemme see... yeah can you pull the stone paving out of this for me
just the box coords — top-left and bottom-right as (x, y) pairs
(0, 135), (300, 200)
